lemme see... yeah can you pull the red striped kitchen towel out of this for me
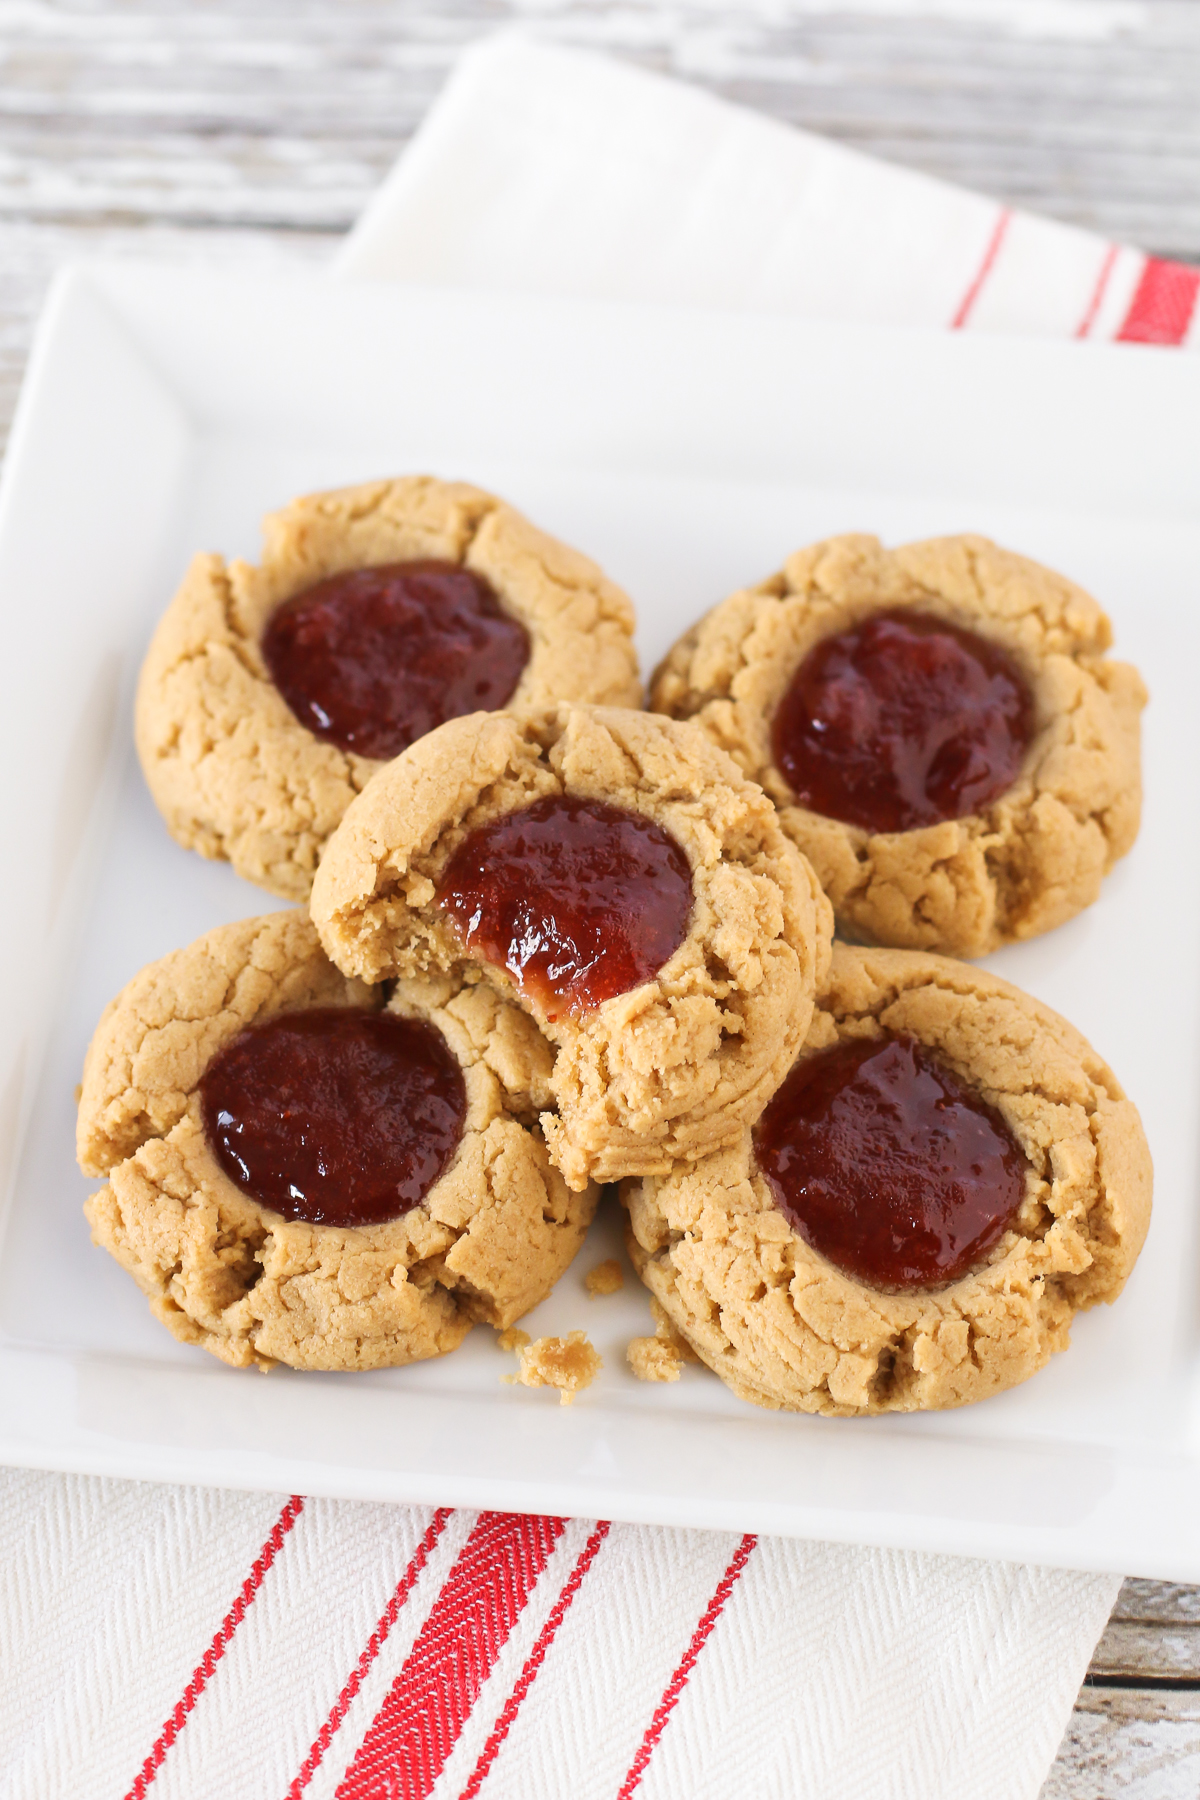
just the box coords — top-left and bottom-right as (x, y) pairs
(1, 1472), (1117, 1799)
(3, 32), (1189, 1800)
(337, 32), (1199, 351)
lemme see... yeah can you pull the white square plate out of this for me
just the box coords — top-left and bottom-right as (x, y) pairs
(1, 263), (1198, 1579)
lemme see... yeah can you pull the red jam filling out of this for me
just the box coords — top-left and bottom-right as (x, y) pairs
(261, 560), (530, 762)
(435, 795), (693, 1020)
(199, 1008), (466, 1228)
(771, 608), (1033, 834)
(754, 1032), (1026, 1290)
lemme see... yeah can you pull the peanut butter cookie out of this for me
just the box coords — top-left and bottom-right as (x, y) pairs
(650, 534), (1146, 956)
(78, 911), (595, 1372)
(136, 476), (642, 901)
(623, 943), (1152, 1415)
(311, 704), (833, 1190)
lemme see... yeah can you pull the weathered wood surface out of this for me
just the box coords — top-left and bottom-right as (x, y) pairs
(0, 0), (1197, 254)
(1045, 1687), (1200, 1800)
(1041, 1583), (1200, 1791)
(0, 4), (1198, 1794)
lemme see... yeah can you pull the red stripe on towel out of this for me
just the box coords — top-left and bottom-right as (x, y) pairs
(1074, 244), (1119, 338)
(616, 1532), (758, 1800)
(950, 208), (1011, 328)
(1116, 256), (1200, 344)
(336, 1511), (566, 1800)
(124, 1495), (305, 1800)
(286, 1507), (454, 1799)
(457, 1521), (611, 1800)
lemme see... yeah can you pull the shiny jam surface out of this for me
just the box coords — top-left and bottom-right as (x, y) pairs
(772, 608), (1033, 834)
(754, 1032), (1026, 1290)
(435, 795), (694, 1019)
(199, 1007), (466, 1228)
(261, 560), (530, 761)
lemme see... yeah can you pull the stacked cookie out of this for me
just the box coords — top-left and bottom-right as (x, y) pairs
(80, 478), (829, 1376)
(78, 479), (1152, 1415)
(638, 531), (1152, 1412)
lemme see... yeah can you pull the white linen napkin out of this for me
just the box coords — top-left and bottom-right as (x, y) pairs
(336, 32), (1198, 348)
(7, 32), (1174, 1800)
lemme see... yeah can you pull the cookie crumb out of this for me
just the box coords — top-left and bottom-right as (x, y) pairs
(627, 1336), (683, 1383)
(506, 1331), (602, 1405)
(650, 1298), (700, 1363)
(497, 1327), (531, 1352)
(73, 1083), (83, 1104)
(584, 1259), (624, 1297)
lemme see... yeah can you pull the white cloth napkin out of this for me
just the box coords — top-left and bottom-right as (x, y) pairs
(11, 31), (1186, 1800)
(336, 32), (1198, 348)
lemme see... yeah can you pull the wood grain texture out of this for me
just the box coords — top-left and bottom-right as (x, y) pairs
(1043, 1688), (1200, 1798)
(1089, 1619), (1200, 1681)
(0, 0), (1197, 253)
(0, 4), (1197, 1793)
(1115, 1579), (1200, 1625)
(1046, 1580), (1200, 1792)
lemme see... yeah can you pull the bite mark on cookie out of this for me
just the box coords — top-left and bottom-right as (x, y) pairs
(311, 704), (833, 1192)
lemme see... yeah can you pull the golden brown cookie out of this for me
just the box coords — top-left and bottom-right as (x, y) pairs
(650, 533), (1146, 957)
(136, 476), (642, 901)
(311, 703), (833, 1191)
(623, 943), (1152, 1415)
(78, 912), (596, 1372)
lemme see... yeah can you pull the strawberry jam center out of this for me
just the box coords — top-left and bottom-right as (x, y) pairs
(200, 1008), (466, 1227)
(772, 608), (1033, 834)
(262, 560), (529, 761)
(754, 1032), (1026, 1290)
(436, 795), (693, 1020)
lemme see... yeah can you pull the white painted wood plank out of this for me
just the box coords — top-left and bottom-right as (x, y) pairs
(1114, 1580), (1200, 1626)
(1090, 1621), (1200, 1680)
(0, 1), (1195, 251)
(1042, 1689), (1200, 1799)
